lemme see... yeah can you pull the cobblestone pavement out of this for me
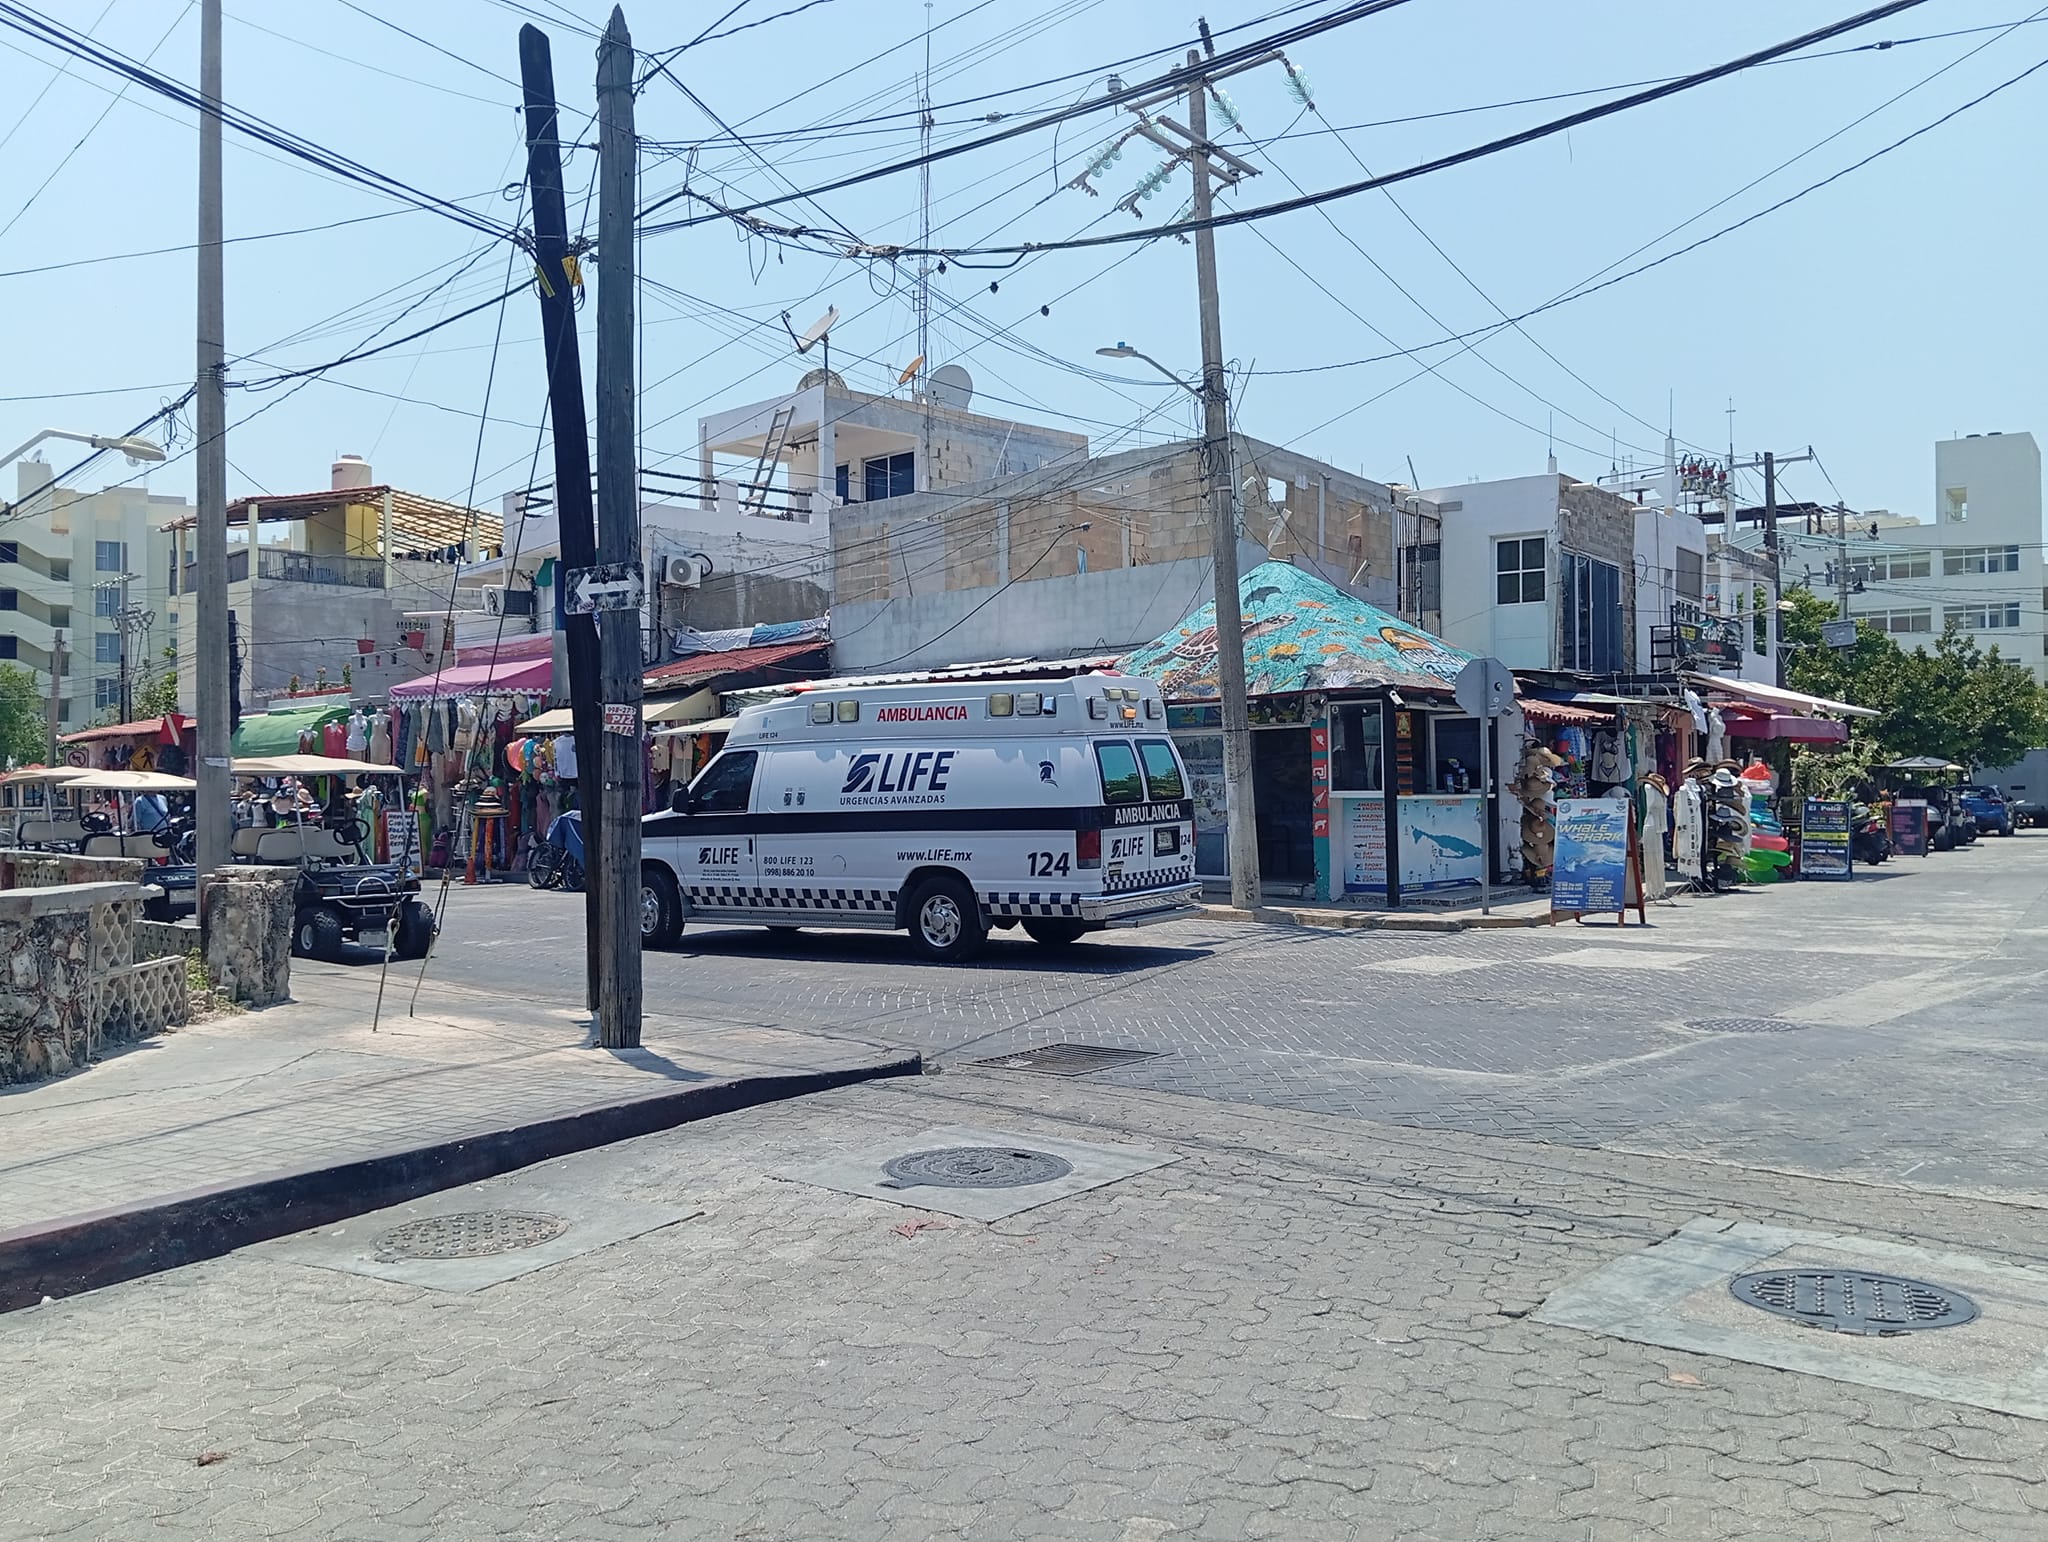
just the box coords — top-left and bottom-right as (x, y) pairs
(408, 835), (2048, 1200)
(0, 967), (908, 1235)
(7, 1074), (2048, 1540)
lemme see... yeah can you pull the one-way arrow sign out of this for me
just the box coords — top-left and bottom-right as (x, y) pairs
(565, 560), (645, 615)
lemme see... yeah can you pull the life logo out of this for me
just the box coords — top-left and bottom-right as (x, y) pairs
(841, 749), (958, 801)
(696, 846), (742, 866)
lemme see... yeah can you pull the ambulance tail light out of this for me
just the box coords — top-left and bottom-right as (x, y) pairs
(1076, 828), (1101, 869)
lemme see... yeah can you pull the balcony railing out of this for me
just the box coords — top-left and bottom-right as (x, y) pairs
(257, 549), (385, 588)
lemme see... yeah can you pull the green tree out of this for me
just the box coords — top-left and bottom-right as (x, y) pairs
(0, 662), (50, 767)
(132, 647), (180, 718)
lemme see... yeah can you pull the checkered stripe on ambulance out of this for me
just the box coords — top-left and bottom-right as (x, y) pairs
(639, 673), (1199, 960)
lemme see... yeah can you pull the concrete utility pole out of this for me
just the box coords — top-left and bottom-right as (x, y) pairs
(1184, 51), (1261, 912)
(593, 7), (644, 1047)
(519, 23), (605, 1015)
(192, 0), (231, 873)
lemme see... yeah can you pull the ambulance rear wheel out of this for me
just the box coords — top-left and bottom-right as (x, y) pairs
(906, 874), (985, 963)
(640, 865), (683, 948)
(1022, 918), (1088, 948)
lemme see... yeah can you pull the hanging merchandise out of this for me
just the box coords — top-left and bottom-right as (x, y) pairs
(322, 718), (347, 758)
(345, 709), (369, 757)
(554, 732), (578, 781)
(1638, 774), (1670, 902)
(1510, 739), (1564, 889)
(1672, 772), (1704, 887)
(1588, 728), (1629, 787)
(369, 708), (393, 765)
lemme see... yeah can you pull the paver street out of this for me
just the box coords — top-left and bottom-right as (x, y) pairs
(403, 832), (2048, 1201)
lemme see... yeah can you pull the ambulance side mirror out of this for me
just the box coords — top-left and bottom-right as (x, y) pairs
(670, 787), (693, 814)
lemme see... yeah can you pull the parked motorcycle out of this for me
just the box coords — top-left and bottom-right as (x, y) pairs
(527, 808), (585, 892)
(1850, 804), (1891, 865)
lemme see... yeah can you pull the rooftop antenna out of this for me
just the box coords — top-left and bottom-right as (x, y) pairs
(1405, 454), (1419, 488)
(781, 304), (839, 385)
(1547, 412), (1556, 475)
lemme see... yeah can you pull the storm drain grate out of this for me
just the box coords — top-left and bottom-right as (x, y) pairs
(1686, 1017), (1806, 1035)
(1731, 1269), (1979, 1335)
(880, 1147), (1074, 1190)
(374, 1211), (569, 1261)
(976, 1043), (1166, 1077)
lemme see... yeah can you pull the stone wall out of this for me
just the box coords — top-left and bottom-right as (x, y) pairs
(135, 917), (201, 962)
(199, 867), (296, 1008)
(0, 882), (157, 1085)
(6, 852), (145, 889)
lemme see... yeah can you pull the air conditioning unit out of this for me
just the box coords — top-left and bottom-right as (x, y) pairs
(480, 585), (536, 618)
(666, 554), (707, 588)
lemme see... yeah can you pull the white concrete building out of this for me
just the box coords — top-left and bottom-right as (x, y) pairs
(1830, 432), (2044, 681)
(1424, 466), (1713, 678)
(2, 460), (187, 729)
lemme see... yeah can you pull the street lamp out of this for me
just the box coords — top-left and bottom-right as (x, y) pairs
(1096, 343), (1199, 396)
(1094, 338), (1262, 911)
(0, 427), (167, 468)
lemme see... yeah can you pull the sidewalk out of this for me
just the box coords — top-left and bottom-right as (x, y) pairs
(1201, 890), (1557, 930)
(0, 964), (916, 1309)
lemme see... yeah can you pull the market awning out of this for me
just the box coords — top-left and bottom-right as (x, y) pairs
(231, 755), (397, 777)
(519, 691), (718, 735)
(1518, 698), (1611, 726)
(1685, 673), (1878, 719)
(1723, 713), (1849, 744)
(59, 714), (193, 745)
(65, 769), (197, 792)
(642, 641), (828, 691)
(389, 651), (551, 701)
(230, 703), (352, 756)
(516, 707), (574, 733)
(653, 716), (736, 738)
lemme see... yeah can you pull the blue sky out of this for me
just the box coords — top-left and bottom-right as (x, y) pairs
(3, 0), (2044, 526)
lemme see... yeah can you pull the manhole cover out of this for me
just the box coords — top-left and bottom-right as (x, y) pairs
(880, 1147), (1074, 1190)
(1730, 1269), (1979, 1335)
(1687, 1017), (1805, 1034)
(374, 1210), (569, 1261)
(976, 1043), (1165, 1077)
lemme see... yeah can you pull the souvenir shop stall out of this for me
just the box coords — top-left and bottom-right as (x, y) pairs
(1120, 561), (1517, 906)
(58, 714), (197, 776)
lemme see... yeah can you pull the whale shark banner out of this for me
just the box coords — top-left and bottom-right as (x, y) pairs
(1551, 797), (1630, 913)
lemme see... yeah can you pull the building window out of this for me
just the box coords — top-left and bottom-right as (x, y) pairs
(94, 586), (119, 616)
(1559, 552), (1624, 672)
(1330, 703), (1383, 791)
(0, 540), (15, 563)
(1861, 608), (1932, 635)
(0, 588), (14, 611)
(94, 539), (124, 572)
(1676, 547), (1704, 601)
(1401, 542), (1441, 615)
(862, 452), (915, 502)
(834, 463), (849, 501)
(49, 558), (69, 581)
(95, 678), (120, 709)
(1943, 545), (2021, 575)
(1946, 603), (2022, 630)
(0, 636), (14, 659)
(95, 632), (121, 664)
(1944, 486), (1968, 523)
(49, 606), (68, 629)
(1495, 537), (1545, 605)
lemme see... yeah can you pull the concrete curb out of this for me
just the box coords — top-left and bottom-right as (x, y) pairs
(1198, 903), (1552, 932)
(0, 1051), (919, 1313)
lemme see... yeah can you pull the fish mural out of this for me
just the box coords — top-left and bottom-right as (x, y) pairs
(1119, 560), (1475, 699)
(1411, 826), (1482, 860)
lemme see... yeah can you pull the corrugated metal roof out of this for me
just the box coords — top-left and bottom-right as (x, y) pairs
(642, 640), (828, 689)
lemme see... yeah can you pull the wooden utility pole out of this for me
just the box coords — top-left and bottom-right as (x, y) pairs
(1184, 52), (1262, 912)
(46, 630), (64, 758)
(593, 7), (644, 1046)
(192, 0), (231, 873)
(518, 24), (605, 1014)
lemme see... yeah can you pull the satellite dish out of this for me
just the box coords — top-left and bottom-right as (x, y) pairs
(928, 363), (974, 410)
(895, 353), (925, 387)
(792, 305), (837, 354)
(797, 368), (844, 391)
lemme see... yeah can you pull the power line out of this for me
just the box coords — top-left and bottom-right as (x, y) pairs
(780, 0), (1939, 260)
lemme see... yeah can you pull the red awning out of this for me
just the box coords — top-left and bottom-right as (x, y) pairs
(390, 652), (551, 700)
(1518, 698), (1611, 726)
(643, 641), (828, 689)
(1724, 713), (1848, 744)
(59, 714), (193, 744)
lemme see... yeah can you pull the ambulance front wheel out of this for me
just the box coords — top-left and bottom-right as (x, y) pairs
(906, 873), (986, 963)
(641, 865), (684, 948)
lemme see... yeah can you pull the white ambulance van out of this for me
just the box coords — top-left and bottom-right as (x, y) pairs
(639, 672), (1200, 961)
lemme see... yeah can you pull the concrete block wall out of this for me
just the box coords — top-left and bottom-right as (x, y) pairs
(1559, 479), (1643, 670)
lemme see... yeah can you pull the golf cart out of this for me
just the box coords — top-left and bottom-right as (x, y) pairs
(1881, 757), (1974, 851)
(65, 767), (200, 919)
(230, 755), (436, 961)
(0, 765), (90, 849)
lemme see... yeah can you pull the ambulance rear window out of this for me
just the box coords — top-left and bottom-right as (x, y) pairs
(1094, 742), (1143, 804)
(1137, 739), (1184, 800)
